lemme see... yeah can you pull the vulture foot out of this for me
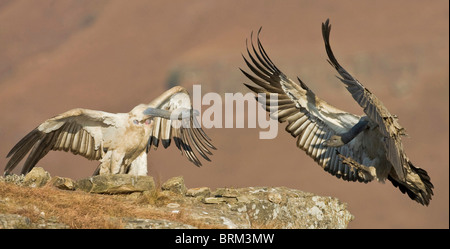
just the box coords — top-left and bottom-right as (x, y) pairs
(337, 152), (377, 181)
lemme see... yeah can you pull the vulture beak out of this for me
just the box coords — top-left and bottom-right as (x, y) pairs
(143, 107), (199, 120)
(143, 107), (172, 119)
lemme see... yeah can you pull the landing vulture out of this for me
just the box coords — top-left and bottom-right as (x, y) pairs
(4, 86), (215, 176)
(241, 19), (433, 205)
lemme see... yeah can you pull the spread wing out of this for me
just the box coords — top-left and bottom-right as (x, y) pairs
(322, 19), (406, 180)
(5, 108), (118, 175)
(241, 30), (374, 182)
(145, 86), (216, 167)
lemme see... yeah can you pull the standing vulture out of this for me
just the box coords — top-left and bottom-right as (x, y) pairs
(4, 86), (215, 176)
(241, 19), (433, 206)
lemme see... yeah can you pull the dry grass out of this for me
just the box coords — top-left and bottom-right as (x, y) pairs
(0, 181), (221, 229)
(1, 181), (136, 228)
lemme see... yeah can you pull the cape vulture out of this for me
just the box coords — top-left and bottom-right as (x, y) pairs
(241, 19), (433, 205)
(4, 86), (215, 176)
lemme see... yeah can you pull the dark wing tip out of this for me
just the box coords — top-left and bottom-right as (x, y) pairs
(4, 129), (43, 175)
(243, 83), (263, 94)
(321, 18), (341, 70)
(322, 18), (331, 37)
(323, 18), (330, 28)
(297, 77), (309, 91)
(162, 139), (171, 149)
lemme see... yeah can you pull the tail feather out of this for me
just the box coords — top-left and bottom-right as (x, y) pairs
(388, 161), (434, 206)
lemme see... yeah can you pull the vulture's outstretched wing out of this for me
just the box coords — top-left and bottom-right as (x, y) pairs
(145, 86), (216, 167)
(321, 19), (407, 180)
(5, 108), (118, 175)
(241, 30), (374, 182)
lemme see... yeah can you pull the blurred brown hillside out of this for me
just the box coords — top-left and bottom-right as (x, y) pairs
(0, 0), (448, 228)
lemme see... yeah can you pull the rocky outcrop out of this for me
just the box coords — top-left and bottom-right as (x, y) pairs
(156, 184), (353, 229)
(0, 167), (354, 229)
(23, 167), (51, 188)
(76, 174), (155, 194)
(0, 213), (69, 229)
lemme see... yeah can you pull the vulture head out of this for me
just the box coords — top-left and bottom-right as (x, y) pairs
(129, 104), (153, 126)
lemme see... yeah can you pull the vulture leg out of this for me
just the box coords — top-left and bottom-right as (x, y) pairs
(92, 163), (102, 176)
(127, 151), (148, 176)
(98, 153), (112, 174)
(98, 150), (124, 175)
(324, 116), (369, 147)
(337, 152), (376, 180)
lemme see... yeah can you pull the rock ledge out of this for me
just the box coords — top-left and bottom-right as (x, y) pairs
(0, 167), (354, 229)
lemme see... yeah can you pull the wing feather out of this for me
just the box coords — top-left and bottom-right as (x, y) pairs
(5, 108), (114, 175)
(71, 128), (81, 153)
(160, 118), (172, 148)
(145, 86), (215, 167)
(322, 19), (407, 180)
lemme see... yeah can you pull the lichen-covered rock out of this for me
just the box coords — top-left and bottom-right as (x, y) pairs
(203, 197), (226, 204)
(154, 186), (353, 229)
(76, 174), (155, 194)
(50, 176), (76, 190)
(161, 176), (186, 195)
(0, 214), (69, 229)
(221, 187), (354, 229)
(213, 188), (239, 197)
(0, 174), (25, 185)
(0, 214), (31, 229)
(186, 187), (211, 197)
(23, 167), (50, 188)
(121, 218), (197, 229)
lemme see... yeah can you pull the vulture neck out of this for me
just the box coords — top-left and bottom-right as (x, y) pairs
(341, 117), (370, 144)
